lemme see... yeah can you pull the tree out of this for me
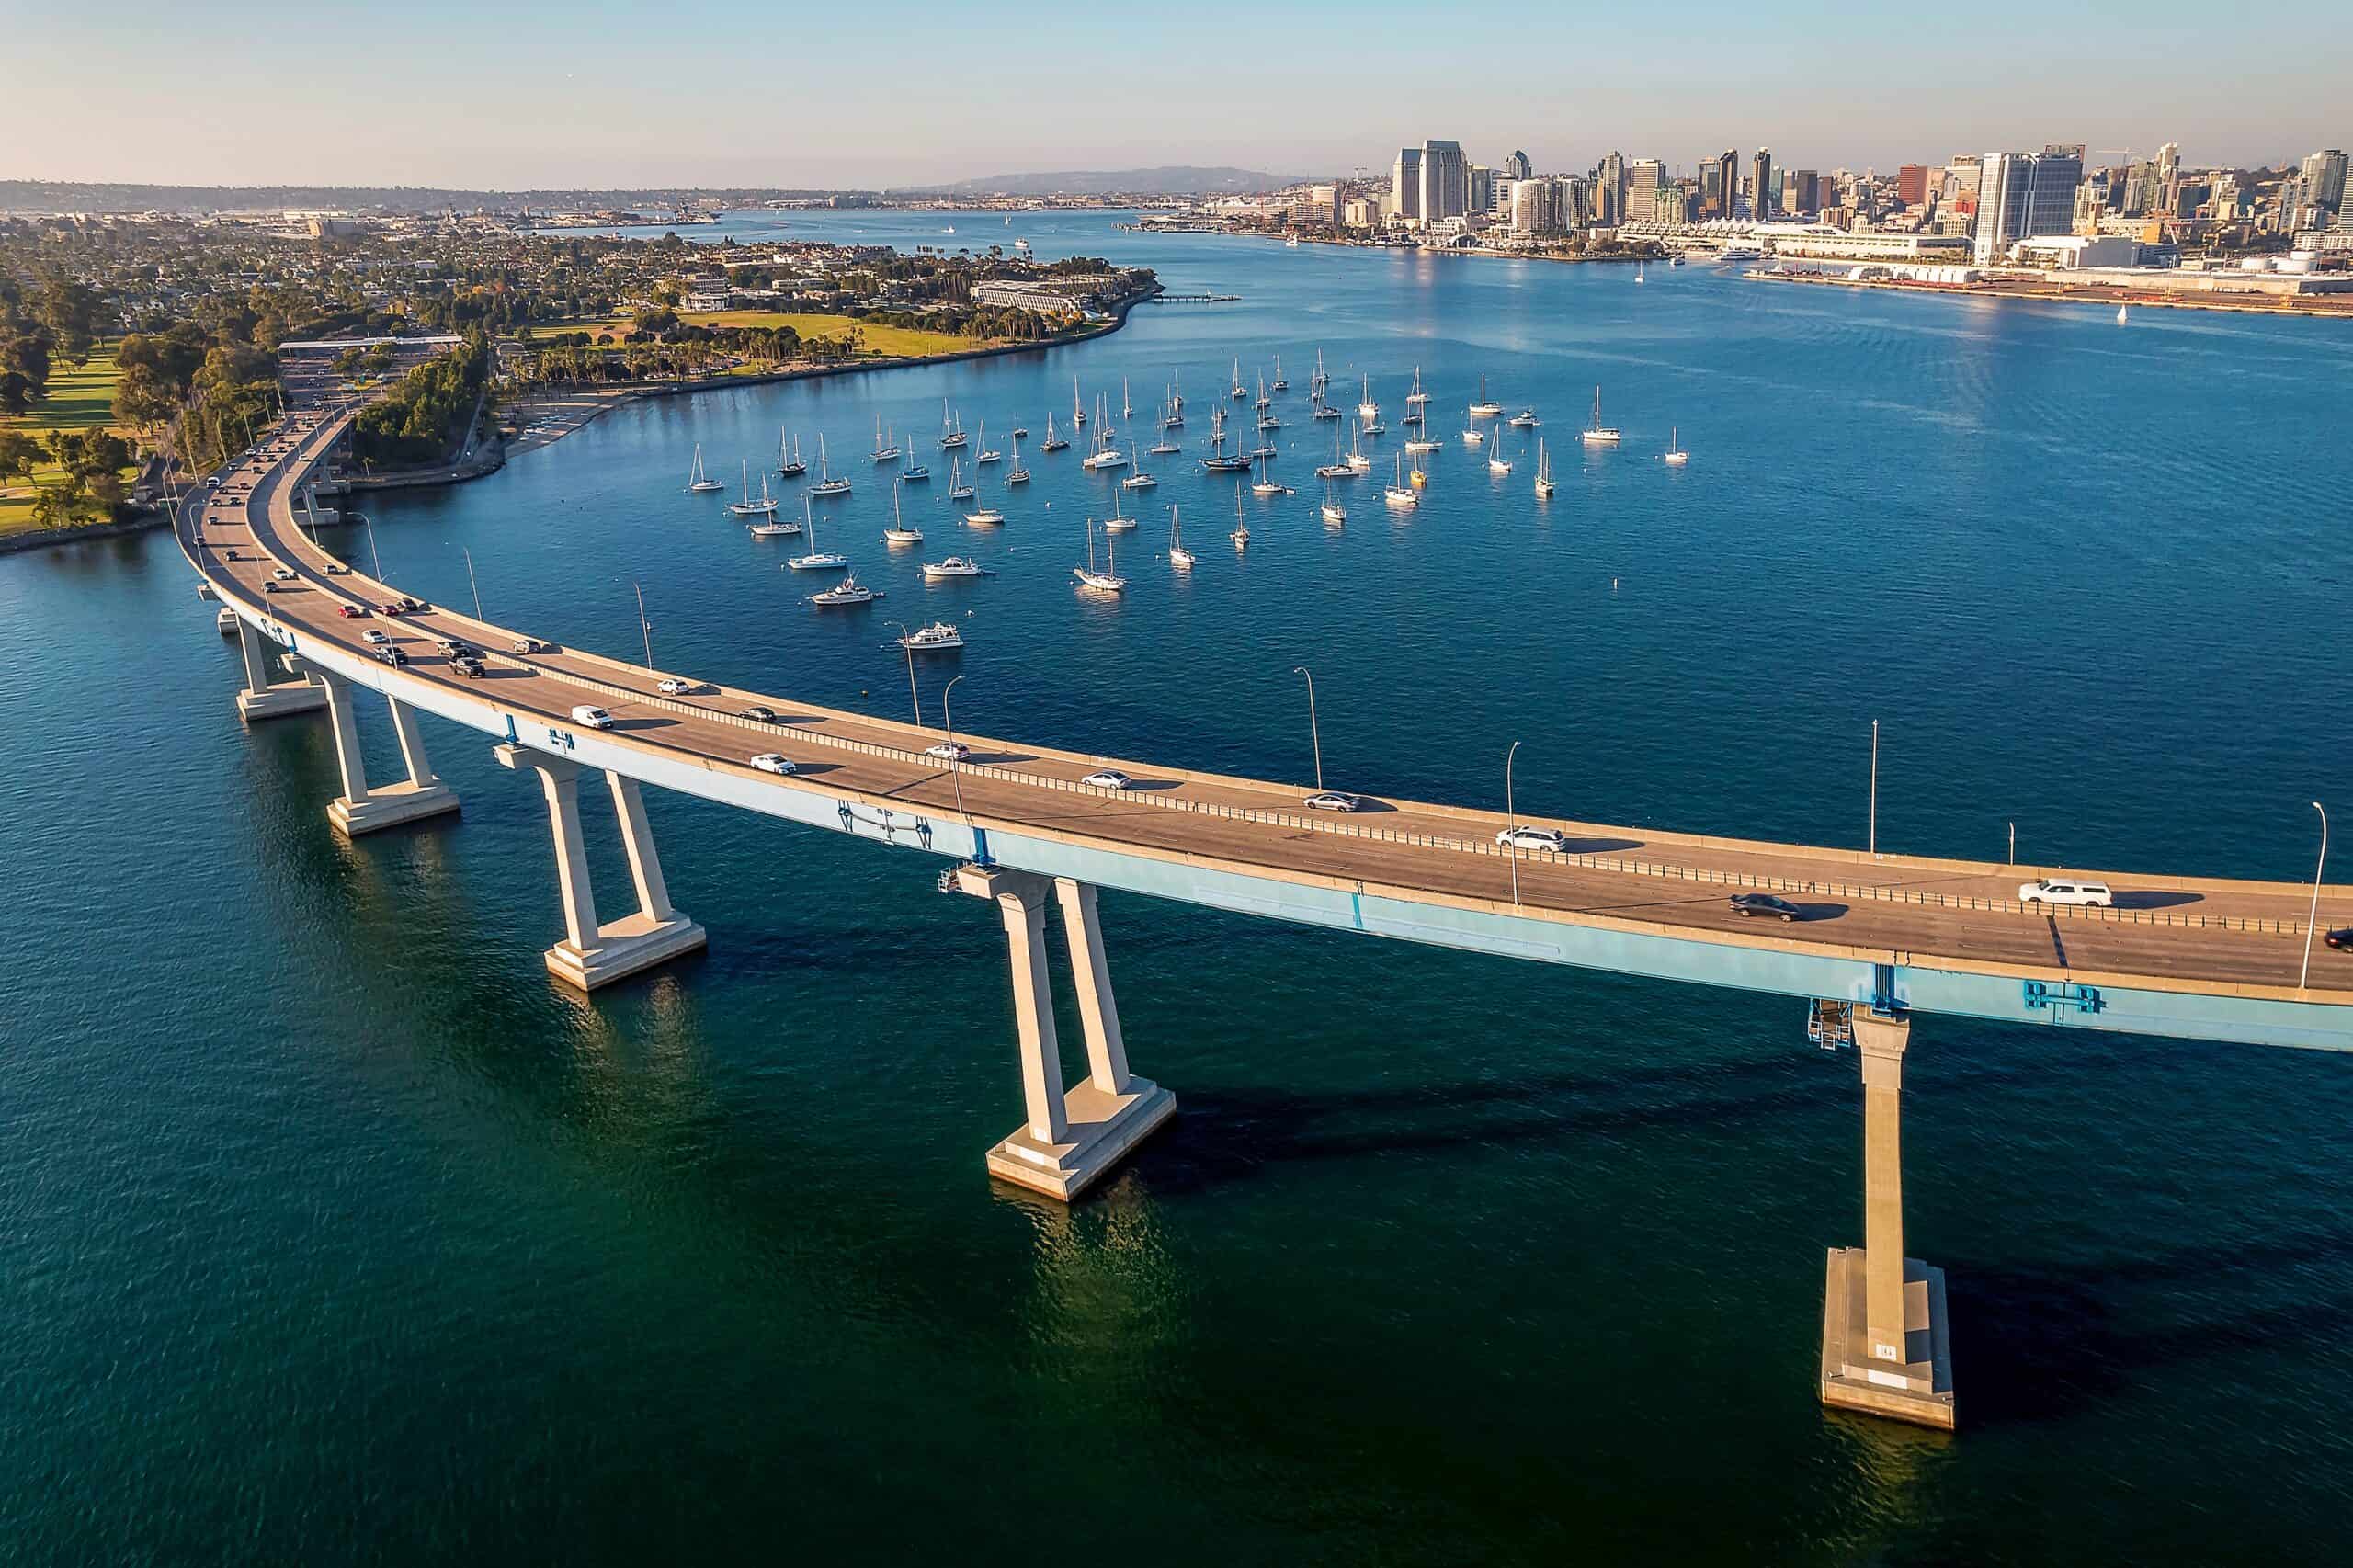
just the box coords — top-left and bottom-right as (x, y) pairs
(0, 369), (31, 415)
(32, 269), (103, 362)
(0, 428), (40, 481)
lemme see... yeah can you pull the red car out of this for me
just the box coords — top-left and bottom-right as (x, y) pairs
(337, 604), (369, 619)
(379, 601), (404, 616)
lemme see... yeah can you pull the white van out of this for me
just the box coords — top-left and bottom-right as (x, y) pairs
(2018, 878), (2113, 908)
(570, 705), (614, 730)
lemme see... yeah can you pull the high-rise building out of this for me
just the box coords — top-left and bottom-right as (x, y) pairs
(1505, 149), (1532, 183)
(1974, 148), (2083, 263)
(1626, 158), (1665, 221)
(1418, 139), (1468, 225)
(1787, 168), (1819, 213)
(1752, 148), (1775, 219)
(1511, 177), (1564, 235)
(1392, 147), (1423, 224)
(1896, 164), (1930, 207)
(1701, 148), (1737, 219)
(1469, 165), (1495, 216)
(2300, 148), (2348, 222)
(1597, 151), (1627, 226)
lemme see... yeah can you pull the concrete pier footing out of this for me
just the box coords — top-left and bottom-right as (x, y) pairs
(233, 619), (325, 719)
(494, 744), (705, 990)
(308, 668), (460, 835)
(1819, 1007), (1956, 1429)
(956, 864), (1176, 1199)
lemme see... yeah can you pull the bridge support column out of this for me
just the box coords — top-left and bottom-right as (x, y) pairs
(311, 672), (459, 835)
(494, 744), (704, 991)
(233, 616), (324, 720)
(956, 865), (1174, 1200)
(1820, 1008), (1955, 1429)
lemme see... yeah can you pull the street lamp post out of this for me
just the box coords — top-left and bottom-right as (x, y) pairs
(463, 547), (483, 621)
(633, 581), (654, 668)
(941, 674), (969, 825)
(361, 511), (384, 581)
(2008, 821), (2016, 867)
(1869, 718), (1881, 858)
(888, 623), (923, 726)
(1506, 740), (1523, 907)
(2302, 801), (2330, 990)
(1292, 665), (1324, 791)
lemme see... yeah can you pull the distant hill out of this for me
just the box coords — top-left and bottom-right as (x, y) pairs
(897, 167), (1301, 198)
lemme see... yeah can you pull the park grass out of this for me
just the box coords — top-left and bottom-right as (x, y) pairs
(523, 310), (986, 358)
(0, 348), (138, 539)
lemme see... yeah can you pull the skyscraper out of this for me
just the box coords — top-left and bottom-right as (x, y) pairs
(1896, 164), (1930, 207)
(1752, 147), (1774, 219)
(1626, 158), (1665, 220)
(1469, 165), (1495, 217)
(1706, 148), (1738, 219)
(1974, 148), (2084, 263)
(2300, 148), (2347, 221)
(1418, 139), (1468, 225)
(1598, 151), (1627, 226)
(1392, 147), (1423, 224)
(1505, 149), (1532, 183)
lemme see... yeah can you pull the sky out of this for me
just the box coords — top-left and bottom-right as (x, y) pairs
(7, 0), (2347, 188)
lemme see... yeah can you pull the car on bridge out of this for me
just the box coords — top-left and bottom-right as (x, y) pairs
(452, 657), (486, 679)
(749, 753), (798, 776)
(1730, 892), (1804, 922)
(337, 604), (367, 619)
(511, 638), (551, 654)
(571, 705), (614, 730)
(740, 705), (779, 723)
(1497, 826), (1568, 852)
(656, 677), (699, 696)
(1304, 791), (1366, 812)
(926, 742), (972, 762)
(362, 629), (390, 645)
(374, 645), (408, 667)
(2018, 878), (2114, 908)
(2326, 927), (2353, 952)
(1082, 769), (1132, 790)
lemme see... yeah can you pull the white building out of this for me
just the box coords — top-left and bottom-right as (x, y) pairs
(1974, 150), (2082, 265)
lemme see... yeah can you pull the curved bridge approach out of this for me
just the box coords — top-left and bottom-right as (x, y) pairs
(186, 399), (2349, 1432)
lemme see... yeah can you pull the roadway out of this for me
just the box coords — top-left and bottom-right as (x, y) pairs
(185, 405), (2353, 1028)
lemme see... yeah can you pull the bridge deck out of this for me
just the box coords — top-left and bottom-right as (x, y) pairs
(190, 404), (2353, 1016)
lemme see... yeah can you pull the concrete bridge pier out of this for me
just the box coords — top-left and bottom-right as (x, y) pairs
(955, 865), (1175, 1200)
(1819, 1007), (1956, 1429)
(494, 744), (705, 990)
(301, 665), (460, 835)
(232, 616), (325, 720)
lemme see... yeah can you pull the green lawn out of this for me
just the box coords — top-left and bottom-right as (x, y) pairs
(0, 348), (138, 539)
(523, 310), (984, 358)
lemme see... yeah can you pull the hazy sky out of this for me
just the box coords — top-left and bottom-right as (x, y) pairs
(9, 0), (2346, 187)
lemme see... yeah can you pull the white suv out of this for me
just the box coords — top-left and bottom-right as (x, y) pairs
(2018, 878), (2113, 908)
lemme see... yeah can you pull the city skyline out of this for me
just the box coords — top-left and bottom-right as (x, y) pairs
(11, 0), (2352, 189)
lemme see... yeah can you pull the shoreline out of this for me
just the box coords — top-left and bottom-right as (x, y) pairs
(0, 289), (1154, 557)
(1745, 267), (2353, 321)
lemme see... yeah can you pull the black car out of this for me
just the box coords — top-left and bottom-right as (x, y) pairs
(741, 705), (779, 723)
(1730, 893), (1802, 922)
(2326, 927), (2353, 952)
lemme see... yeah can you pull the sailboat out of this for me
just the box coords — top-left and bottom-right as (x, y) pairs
(1042, 415), (1069, 453)
(1580, 385), (1622, 445)
(1169, 371), (1185, 426)
(1405, 425), (1438, 454)
(1312, 392), (1341, 421)
(1251, 455), (1287, 497)
(1105, 487), (1138, 530)
(1255, 372), (1271, 412)
(1149, 407), (1181, 455)
(778, 429), (806, 478)
(1074, 517), (1127, 592)
(1167, 506), (1195, 569)
(1461, 426), (1485, 447)
(1468, 375), (1502, 417)
(1383, 453), (1418, 508)
(1081, 396), (1128, 469)
(787, 496), (847, 570)
(1316, 427), (1353, 479)
(1122, 457), (1157, 490)
(1487, 444), (1513, 475)
(1321, 481), (1347, 525)
(1405, 366), (1428, 406)
(1230, 485), (1250, 549)
(1005, 433), (1030, 484)
(749, 510), (800, 538)
(1347, 425), (1371, 472)
(872, 420), (900, 463)
(938, 400), (967, 449)
(1634, 263), (1645, 285)
(1358, 375), (1378, 420)
(1199, 406), (1250, 472)
(947, 458), (974, 501)
(1535, 440), (1556, 497)
(974, 421), (1000, 464)
(727, 459), (779, 517)
(810, 436), (851, 496)
(1664, 426), (1689, 466)
(901, 449), (930, 483)
(687, 444), (724, 493)
(1310, 350), (1329, 397)
(1231, 358), (1246, 400)
(2116, 304), (2130, 324)
(1122, 379), (1132, 420)
(1271, 356), (1288, 392)
(883, 479), (923, 544)
(1072, 376), (1086, 426)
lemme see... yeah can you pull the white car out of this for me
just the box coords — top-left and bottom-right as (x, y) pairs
(510, 637), (551, 654)
(1304, 791), (1365, 812)
(2018, 878), (2113, 908)
(362, 629), (390, 645)
(1082, 768), (1132, 790)
(656, 677), (696, 696)
(571, 705), (614, 730)
(271, 567), (295, 581)
(749, 753), (797, 776)
(1496, 826), (1568, 853)
(926, 742), (972, 762)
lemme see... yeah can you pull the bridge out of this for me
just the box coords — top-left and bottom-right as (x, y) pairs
(184, 399), (2349, 1434)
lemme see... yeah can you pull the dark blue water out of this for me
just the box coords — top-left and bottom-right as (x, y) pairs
(5, 212), (2351, 1564)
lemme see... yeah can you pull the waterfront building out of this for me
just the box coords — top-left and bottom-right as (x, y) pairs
(1418, 140), (1470, 225)
(1754, 223), (1971, 262)
(1469, 165), (1495, 217)
(1392, 147), (1423, 225)
(1598, 151), (1627, 226)
(1753, 148), (1775, 219)
(1342, 196), (1379, 230)
(1974, 147), (2083, 264)
(2299, 148), (2347, 223)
